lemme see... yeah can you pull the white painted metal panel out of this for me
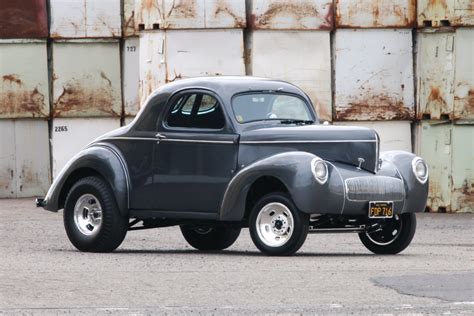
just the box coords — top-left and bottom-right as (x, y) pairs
(250, 0), (333, 30)
(52, 40), (122, 117)
(334, 29), (414, 121)
(165, 29), (246, 79)
(135, 0), (246, 30)
(0, 40), (49, 118)
(124, 116), (136, 126)
(14, 120), (50, 197)
(52, 118), (120, 178)
(0, 120), (16, 198)
(50, 0), (121, 38)
(250, 30), (332, 122)
(418, 0), (473, 27)
(454, 28), (474, 120)
(336, 0), (416, 28)
(124, 0), (138, 37)
(123, 38), (141, 116)
(138, 31), (166, 106)
(416, 30), (455, 120)
(451, 124), (474, 213)
(334, 121), (412, 152)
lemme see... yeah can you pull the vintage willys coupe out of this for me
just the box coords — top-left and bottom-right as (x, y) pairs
(37, 77), (429, 256)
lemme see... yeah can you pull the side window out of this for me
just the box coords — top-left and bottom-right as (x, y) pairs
(166, 93), (225, 129)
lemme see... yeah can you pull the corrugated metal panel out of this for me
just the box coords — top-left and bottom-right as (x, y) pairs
(52, 40), (122, 117)
(451, 123), (474, 213)
(135, 0), (246, 30)
(417, 0), (474, 27)
(50, 0), (121, 38)
(52, 118), (120, 178)
(0, 121), (16, 198)
(335, 0), (416, 28)
(138, 31), (167, 106)
(0, 40), (49, 119)
(0, 120), (50, 198)
(415, 121), (452, 212)
(0, 0), (48, 38)
(334, 121), (412, 152)
(124, 0), (138, 37)
(454, 28), (474, 120)
(250, 30), (332, 122)
(249, 0), (333, 30)
(416, 30), (455, 120)
(123, 38), (140, 116)
(334, 29), (414, 121)
(165, 29), (246, 80)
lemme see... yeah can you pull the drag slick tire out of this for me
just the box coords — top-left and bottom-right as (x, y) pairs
(359, 213), (416, 255)
(180, 226), (241, 251)
(249, 193), (309, 256)
(64, 176), (128, 252)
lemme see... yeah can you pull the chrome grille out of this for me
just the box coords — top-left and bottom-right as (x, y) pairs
(345, 176), (405, 201)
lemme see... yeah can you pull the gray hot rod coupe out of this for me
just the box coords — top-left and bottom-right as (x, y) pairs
(37, 77), (429, 256)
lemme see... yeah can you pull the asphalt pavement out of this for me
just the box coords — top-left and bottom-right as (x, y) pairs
(0, 199), (473, 315)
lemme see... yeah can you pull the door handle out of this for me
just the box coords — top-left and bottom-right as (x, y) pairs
(156, 133), (167, 143)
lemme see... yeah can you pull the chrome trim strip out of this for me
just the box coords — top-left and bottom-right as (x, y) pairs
(102, 137), (156, 141)
(374, 132), (380, 171)
(240, 139), (377, 144)
(160, 139), (234, 144)
(325, 161), (346, 215)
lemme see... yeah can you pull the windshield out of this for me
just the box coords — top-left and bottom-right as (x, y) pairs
(232, 93), (313, 123)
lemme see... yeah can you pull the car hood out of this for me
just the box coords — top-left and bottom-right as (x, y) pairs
(239, 124), (379, 172)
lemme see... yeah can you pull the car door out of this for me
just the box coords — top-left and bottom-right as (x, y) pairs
(151, 90), (239, 214)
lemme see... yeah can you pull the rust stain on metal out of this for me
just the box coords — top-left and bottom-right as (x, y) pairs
(454, 86), (474, 119)
(213, 1), (246, 28)
(336, 94), (413, 120)
(0, 0), (48, 38)
(53, 78), (119, 117)
(1, 74), (47, 117)
(419, 86), (451, 119)
(166, 0), (197, 19)
(252, 2), (333, 30)
(453, 178), (474, 212)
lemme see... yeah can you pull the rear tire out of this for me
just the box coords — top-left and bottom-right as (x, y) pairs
(359, 213), (416, 254)
(64, 176), (128, 252)
(180, 226), (241, 251)
(249, 193), (309, 256)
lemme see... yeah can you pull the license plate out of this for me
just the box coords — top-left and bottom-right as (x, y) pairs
(369, 201), (394, 218)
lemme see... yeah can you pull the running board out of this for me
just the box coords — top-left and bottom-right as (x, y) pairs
(308, 226), (368, 234)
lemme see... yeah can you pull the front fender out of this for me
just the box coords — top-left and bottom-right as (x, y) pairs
(379, 150), (429, 213)
(219, 151), (335, 221)
(43, 144), (130, 216)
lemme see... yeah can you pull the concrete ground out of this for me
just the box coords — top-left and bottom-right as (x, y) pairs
(0, 199), (473, 315)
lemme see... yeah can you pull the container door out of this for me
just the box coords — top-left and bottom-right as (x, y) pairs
(152, 91), (239, 214)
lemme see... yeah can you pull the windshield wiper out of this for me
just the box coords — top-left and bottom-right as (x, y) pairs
(279, 119), (314, 125)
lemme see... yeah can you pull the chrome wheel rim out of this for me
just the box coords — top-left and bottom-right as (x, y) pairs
(73, 194), (103, 236)
(256, 202), (294, 247)
(366, 214), (403, 246)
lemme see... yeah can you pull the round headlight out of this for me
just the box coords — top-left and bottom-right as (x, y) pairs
(311, 158), (328, 184)
(412, 157), (428, 184)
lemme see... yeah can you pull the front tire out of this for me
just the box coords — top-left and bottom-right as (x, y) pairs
(249, 193), (309, 256)
(64, 176), (128, 252)
(359, 213), (416, 254)
(180, 226), (241, 251)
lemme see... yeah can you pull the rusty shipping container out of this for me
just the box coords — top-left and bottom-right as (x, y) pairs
(417, 28), (473, 120)
(334, 121), (412, 152)
(415, 121), (474, 213)
(248, 30), (332, 122)
(124, 0), (138, 37)
(417, 0), (474, 27)
(51, 40), (122, 118)
(0, 0), (48, 38)
(135, 0), (246, 30)
(249, 0), (333, 30)
(335, 0), (416, 28)
(50, 0), (121, 38)
(139, 29), (245, 104)
(0, 119), (51, 198)
(334, 29), (414, 121)
(123, 37), (140, 116)
(0, 40), (49, 119)
(51, 118), (121, 178)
